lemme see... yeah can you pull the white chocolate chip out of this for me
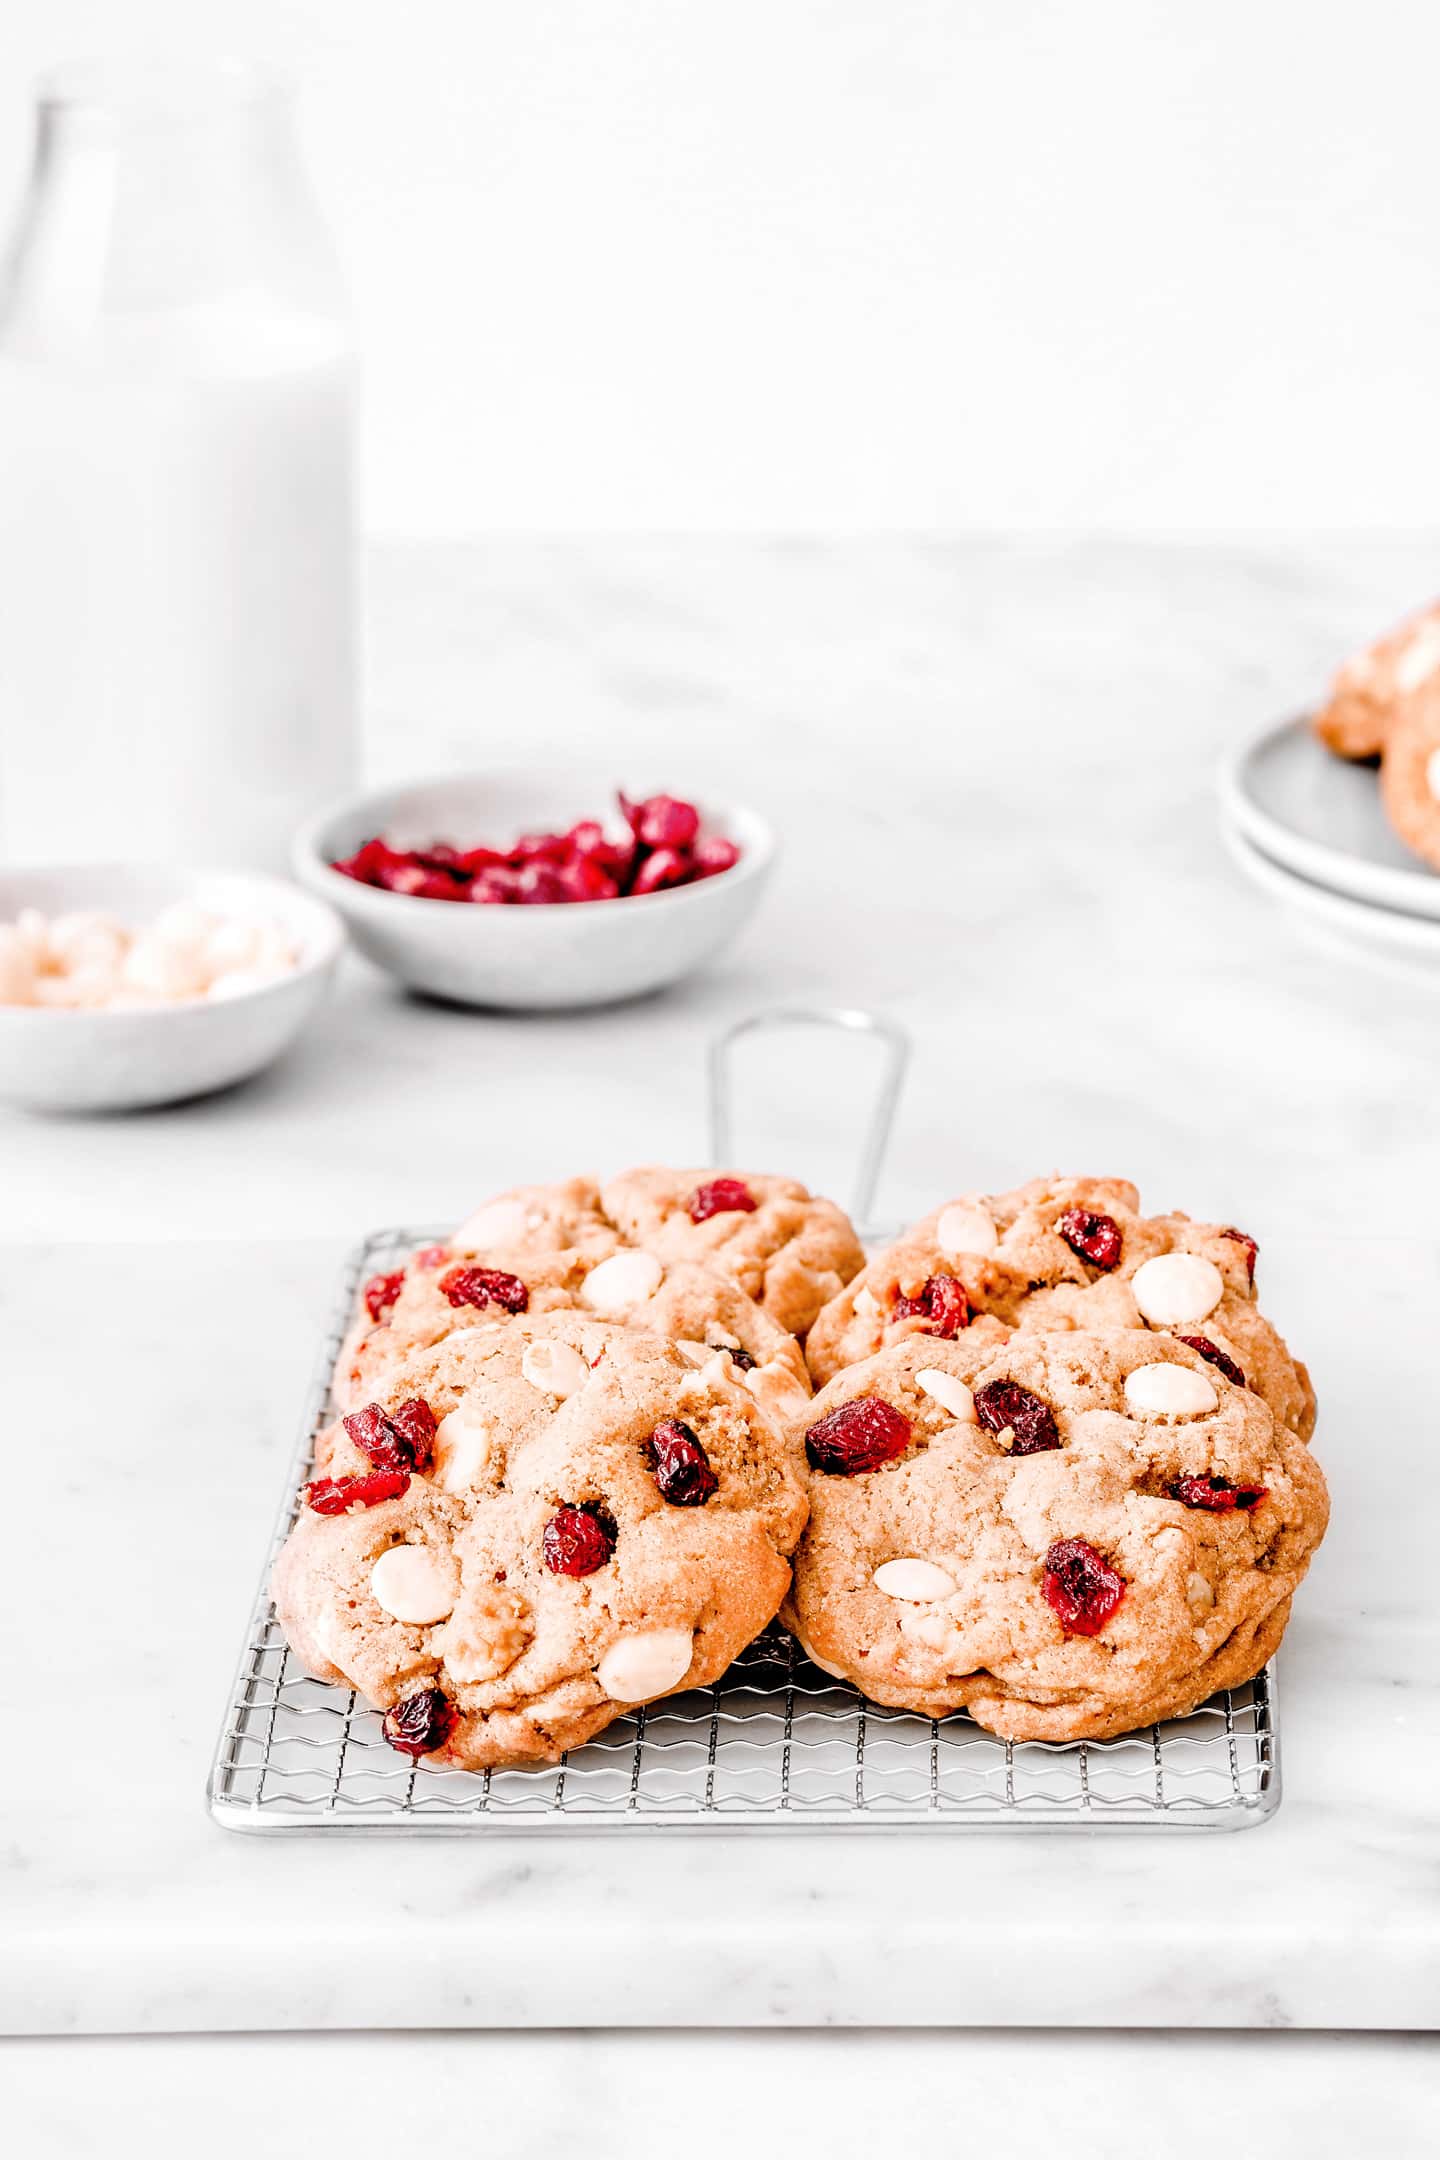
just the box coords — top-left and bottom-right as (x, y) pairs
(596, 1627), (694, 1702)
(432, 1406), (496, 1493)
(1426, 748), (1440, 806)
(121, 934), (209, 1001)
(873, 1556), (958, 1601)
(1131, 1253), (1225, 1328)
(916, 1368), (978, 1422)
(854, 1286), (879, 1318)
(936, 1202), (999, 1258)
(580, 1249), (664, 1317)
(674, 1339), (712, 1366)
(1123, 1363), (1218, 1418)
(454, 1198), (530, 1250)
(520, 1339), (591, 1398)
(369, 1543), (460, 1625)
(1186, 1570), (1216, 1616)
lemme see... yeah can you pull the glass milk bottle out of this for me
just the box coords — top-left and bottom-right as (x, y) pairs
(0, 61), (357, 869)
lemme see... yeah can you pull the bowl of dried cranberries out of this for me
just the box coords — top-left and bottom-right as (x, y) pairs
(294, 774), (775, 1009)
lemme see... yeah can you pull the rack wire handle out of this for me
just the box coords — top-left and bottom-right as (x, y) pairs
(706, 1006), (911, 1232)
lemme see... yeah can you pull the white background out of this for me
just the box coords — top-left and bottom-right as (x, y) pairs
(3, 1), (1439, 535)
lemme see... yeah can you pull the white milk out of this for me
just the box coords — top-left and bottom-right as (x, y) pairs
(0, 309), (356, 869)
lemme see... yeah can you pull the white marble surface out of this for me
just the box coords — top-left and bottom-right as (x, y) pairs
(3, 539), (1439, 2043)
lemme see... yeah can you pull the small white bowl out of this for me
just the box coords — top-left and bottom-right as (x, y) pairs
(0, 865), (343, 1112)
(293, 772), (777, 1010)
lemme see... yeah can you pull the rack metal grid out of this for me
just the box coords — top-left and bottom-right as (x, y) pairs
(209, 1011), (1281, 1833)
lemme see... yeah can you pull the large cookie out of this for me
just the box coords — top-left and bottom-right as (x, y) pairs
(599, 1167), (866, 1338)
(1313, 599), (1440, 761)
(274, 1323), (809, 1770)
(805, 1176), (1315, 1442)
(784, 1331), (1328, 1741)
(341, 1242), (811, 1431)
(1378, 676), (1440, 870)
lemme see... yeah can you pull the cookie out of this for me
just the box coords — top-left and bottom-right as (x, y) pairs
(599, 1167), (865, 1337)
(783, 1331), (1328, 1741)
(1378, 676), (1440, 870)
(274, 1325), (809, 1769)
(342, 1241), (812, 1431)
(1313, 599), (1440, 761)
(805, 1176), (1315, 1442)
(450, 1178), (621, 1263)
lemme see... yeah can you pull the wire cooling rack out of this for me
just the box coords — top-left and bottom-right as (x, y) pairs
(209, 1011), (1281, 1833)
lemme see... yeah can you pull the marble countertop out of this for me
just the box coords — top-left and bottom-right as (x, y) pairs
(4, 538), (1438, 2037)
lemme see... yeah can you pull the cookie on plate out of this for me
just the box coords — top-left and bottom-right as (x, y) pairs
(1313, 599), (1440, 761)
(599, 1167), (865, 1338)
(805, 1176), (1315, 1442)
(1378, 676), (1440, 870)
(783, 1331), (1328, 1741)
(274, 1325), (809, 1770)
(340, 1241), (812, 1429)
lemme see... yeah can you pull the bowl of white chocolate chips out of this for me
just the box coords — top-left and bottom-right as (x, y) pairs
(0, 864), (343, 1111)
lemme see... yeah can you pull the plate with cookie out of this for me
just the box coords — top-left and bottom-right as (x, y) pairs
(1222, 597), (1440, 922)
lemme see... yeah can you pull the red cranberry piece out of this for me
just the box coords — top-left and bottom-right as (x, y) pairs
(690, 836), (741, 879)
(1042, 1537), (1127, 1636)
(1176, 1335), (1247, 1389)
(1057, 1208), (1123, 1272)
(379, 860), (465, 901)
(722, 1343), (757, 1372)
(382, 1687), (456, 1759)
(974, 1379), (1061, 1455)
(1169, 1474), (1268, 1512)
(389, 1398), (437, 1471)
(363, 1270), (406, 1324)
(467, 866), (524, 904)
(441, 1265), (529, 1314)
(1221, 1227), (1259, 1283)
(542, 1503), (618, 1576)
(305, 1469), (411, 1514)
(510, 830), (569, 864)
(343, 1403), (419, 1475)
(569, 819), (637, 884)
(892, 1273), (971, 1339)
(455, 845), (510, 877)
(551, 852), (619, 903)
(687, 1176), (758, 1224)
(512, 861), (570, 905)
(644, 1418), (719, 1505)
(620, 791), (701, 851)
(415, 1244), (449, 1270)
(631, 845), (694, 897)
(414, 843), (464, 873)
(805, 1396), (911, 1475)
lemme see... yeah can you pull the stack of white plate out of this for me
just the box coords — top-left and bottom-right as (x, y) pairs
(1220, 716), (1440, 967)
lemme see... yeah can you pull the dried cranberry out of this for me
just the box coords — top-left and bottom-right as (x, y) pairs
(441, 1265), (529, 1314)
(343, 1403), (418, 1475)
(974, 1379), (1061, 1455)
(1176, 1335), (1247, 1389)
(722, 1344), (758, 1372)
(455, 845), (510, 877)
(551, 852), (620, 904)
(510, 830), (569, 864)
(1169, 1474), (1268, 1512)
(568, 820), (636, 885)
(305, 1469), (410, 1514)
(688, 1176), (758, 1224)
(415, 843), (465, 873)
(1221, 1227), (1259, 1283)
(631, 845), (693, 896)
(644, 1418), (719, 1505)
(389, 1398), (437, 1471)
(380, 861), (466, 902)
(467, 866), (524, 904)
(892, 1273), (970, 1339)
(690, 836), (741, 879)
(512, 861), (570, 905)
(382, 1687), (456, 1759)
(1057, 1208), (1123, 1272)
(363, 1270), (406, 1324)
(1042, 1538), (1127, 1636)
(543, 1503), (618, 1576)
(620, 791), (701, 851)
(805, 1396), (911, 1475)
(414, 1244), (449, 1270)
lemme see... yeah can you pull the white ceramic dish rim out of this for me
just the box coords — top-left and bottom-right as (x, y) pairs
(0, 863), (345, 1020)
(1218, 713), (1440, 923)
(1220, 812), (1440, 954)
(293, 775), (776, 921)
